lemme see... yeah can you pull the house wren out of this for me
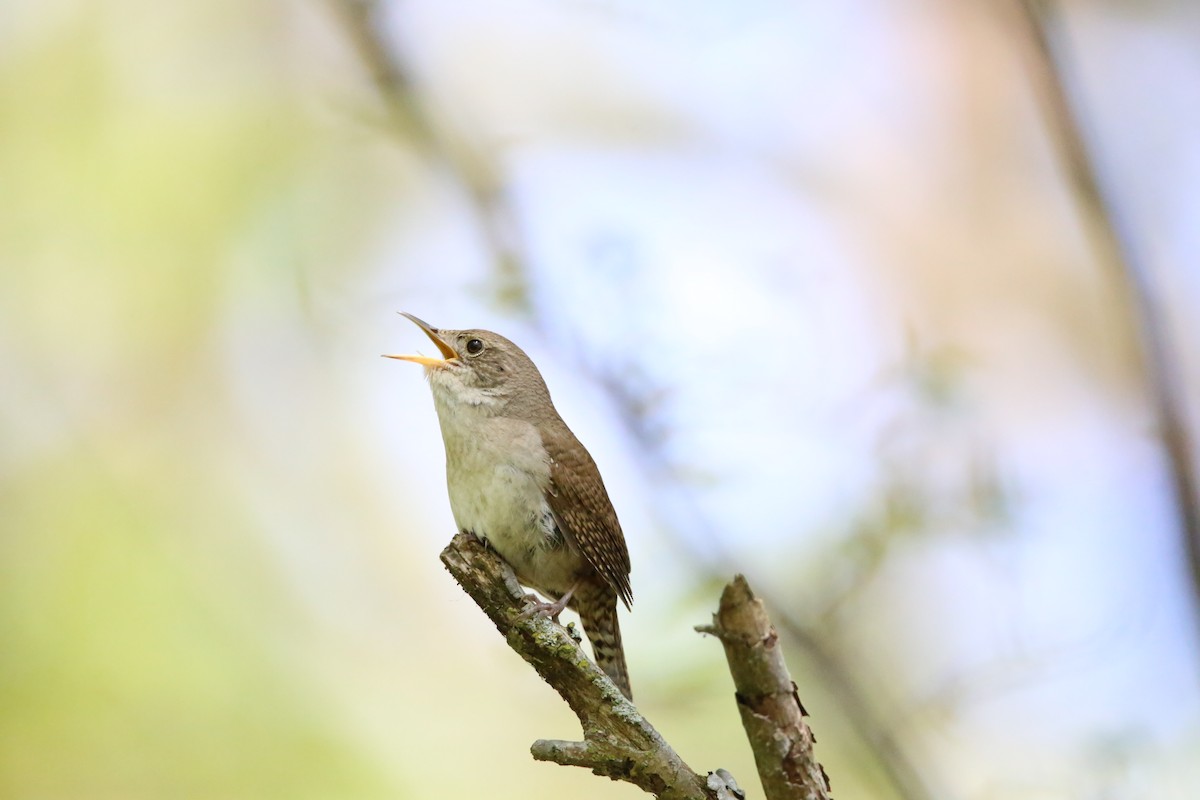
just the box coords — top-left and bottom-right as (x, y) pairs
(386, 313), (633, 700)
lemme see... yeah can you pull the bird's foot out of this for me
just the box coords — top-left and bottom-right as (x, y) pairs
(519, 595), (569, 623)
(518, 581), (580, 624)
(467, 530), (493, 552)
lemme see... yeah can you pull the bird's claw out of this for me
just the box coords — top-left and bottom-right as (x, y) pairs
(519, 595), (569, 623)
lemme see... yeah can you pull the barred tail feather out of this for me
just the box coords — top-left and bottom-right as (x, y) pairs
(575, 582), (632, 701)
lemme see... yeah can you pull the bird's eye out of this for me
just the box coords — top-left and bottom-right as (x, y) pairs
(466, 339), (484, 355)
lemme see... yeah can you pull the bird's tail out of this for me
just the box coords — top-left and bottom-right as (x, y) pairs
(575, 581), (632, 701)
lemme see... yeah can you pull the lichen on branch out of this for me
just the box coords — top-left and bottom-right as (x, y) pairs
(439, 532), (726, 800)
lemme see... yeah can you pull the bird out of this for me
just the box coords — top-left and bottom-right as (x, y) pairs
(385, 312), (633, 700)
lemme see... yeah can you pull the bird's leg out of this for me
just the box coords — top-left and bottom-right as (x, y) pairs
(519, 580), (580, 623)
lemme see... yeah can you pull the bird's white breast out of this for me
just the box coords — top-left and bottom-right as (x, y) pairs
(430, 384), (580, 592)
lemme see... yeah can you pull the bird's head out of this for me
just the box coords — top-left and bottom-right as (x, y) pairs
(385, 313), (552, 413)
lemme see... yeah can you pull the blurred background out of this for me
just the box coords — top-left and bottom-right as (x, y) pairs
(2, 0), (1199, 797)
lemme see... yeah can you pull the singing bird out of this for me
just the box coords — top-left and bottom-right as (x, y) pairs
(386, 313), (633, 699)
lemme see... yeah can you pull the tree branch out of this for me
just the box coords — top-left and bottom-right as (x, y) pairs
(1007, 0), (1200, 639)
(329, 0), (531, 310)
(698, 576), (833, 800)
(439, 532), (733, 799)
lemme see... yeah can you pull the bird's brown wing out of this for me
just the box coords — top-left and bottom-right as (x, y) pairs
(542, 424), (633, 609)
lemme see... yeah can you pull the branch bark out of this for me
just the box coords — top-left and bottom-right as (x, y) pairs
(698, 577), (833, 800)
(439, 532), (734, 799)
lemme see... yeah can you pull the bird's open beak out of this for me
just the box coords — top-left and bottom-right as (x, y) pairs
(383, 312), (459, 367)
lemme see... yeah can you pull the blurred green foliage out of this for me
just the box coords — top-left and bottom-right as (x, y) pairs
(0, 2), (401, 796)
(0, 459), (394, 799)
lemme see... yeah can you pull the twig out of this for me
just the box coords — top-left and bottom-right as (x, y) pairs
(439, 532), (735, 799)
(328, 0), (530, 309)
(1008, 1), (1200, 630)
(698, 576), (833, 800)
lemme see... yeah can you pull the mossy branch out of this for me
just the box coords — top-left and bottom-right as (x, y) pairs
(440, 532), (732, 799)
(440, 534), (832, 799)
